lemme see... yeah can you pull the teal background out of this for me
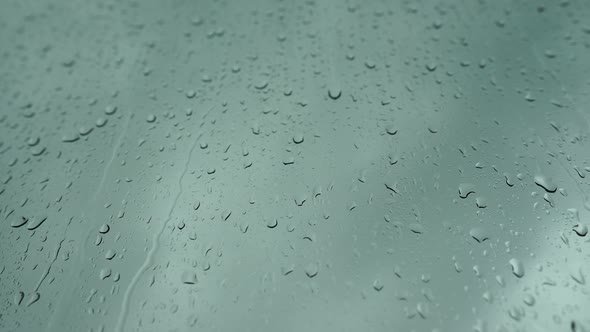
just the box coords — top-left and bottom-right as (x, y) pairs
(1, 0), (589, 331)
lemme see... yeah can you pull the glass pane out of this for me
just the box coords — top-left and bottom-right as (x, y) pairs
(1, 1), (589, 331)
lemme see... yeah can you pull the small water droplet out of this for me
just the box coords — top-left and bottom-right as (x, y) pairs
(26, 293), (40, 307)
(95, 118), (107, 127)
(328, 88), (341, 100)
(79, 126), (93, 136)
(266, 218), (278, 228)
(292, 134), (304, 144)
(409, 223), (424, 234)
(573, 224), (588, 237)
(469, 227), (489, 243)
(99, 224), (110, 234)
(475, 197), (487, 208)
(105, 105), (117, 115)
(304, 262), (319, 278)
(105, 249), (116, 260)
(181, 271), (198, 284)
(100, 268), (112, 280)
(385, 126), (398, 135)
(10, 217), (28, 228)
(373, 279), (384, 291)
(458, 183), (475, 198)
(509, 258), (525, 278)
(26, 216), (47, 230)
(534, 175), (557, 193)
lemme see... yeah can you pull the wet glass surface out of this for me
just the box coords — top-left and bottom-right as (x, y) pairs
(1, 1), (590, 331)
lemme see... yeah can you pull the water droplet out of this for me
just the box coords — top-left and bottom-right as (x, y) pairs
(385, 126), (398, 135)
(469, 227), (489, 243)
(384, 182), (398, 193)
(523, 294), (535, 306)
(503, 172), (514, 187)
(458, 183), (475, 198)
(534, 175), (557, 193)
(185, 90), (196, 99)
(221, 210), (232, 221)
(294, 194), (307, 207)
(373, 279), (384, 291)
(26, 215), (47, 230)
(292, 134), (304, 144)
(193, 201), (201, 210)
(409, 223), (424, 234)
(251, 123), (260, 135)
(105, 249), (116, 260)
(181, 271), (197, 284)
(524, 92), (535, 102)
(27, 137), (40, 146)
(573, 224), (588, 237)
(100, 268), (112, 280)
(62, 133), (80, 143)
(105, 105), (117, 115)
(95, 117), (107, 127)
(266, 218), (278, 228)
(509, 258), (525, 278)
(79, 126), (93, 136)
(26, 292), (40, 307)
(281, 265), (294, 276)
(328, 88), (341, 100)
(475, 197), (487, 208)
(304, 262), (319, 278)
(10, 217), (28, 228)
(364, 60), (376, 69)
(14, 291), (24, 305)
(254, 80), (268, 90)
(99, 224), (110, 234)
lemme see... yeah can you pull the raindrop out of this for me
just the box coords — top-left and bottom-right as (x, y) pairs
(475, 197), (487, 208)
(469, 227), (489, 243)
(304, 262), (319, 278)
(95, 118), (107, 127)
(523, 294), (535, 306)
(373, 279), (384, 291)
(14, 291), (24, 306)
(409, 223), (424, 234)
(266, 218), (278, 228)
(458, 183), (475, 198)
(104, 105), (117, 115)
(534, 175), (557, 193)
(105, 249), (116, 260)
(328, 88), (341, 100)
(26, 293), (40, 307)
(292, 134), (304, 144)
(10, 217), (28, 228)
(79, 126), (93, 136)
(181, 271), (198, 284)
(99, 224), (110, 234)
(185, 90), (196, 99)
(26, 216), (47, 230)
(100, 268), (112, 280)
(573, 224), (588, 237)
(294, 194), (307, 207)
(385, 126), (398, 135)
(509, 258), (525, 278)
